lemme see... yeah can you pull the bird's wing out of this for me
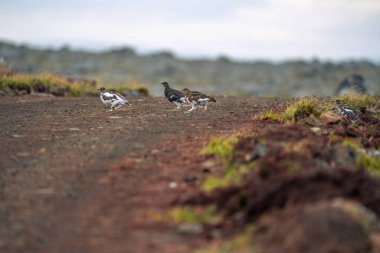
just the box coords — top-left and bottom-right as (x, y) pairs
(102, 92), (118, 101)
(169, 94), (179, 100)
(167, 89), (185, 102)
(190, 91), (209, 100)
(197, 98), (210, 103)
(110, 91), (128, 102)
(190, 91), (204, 96)
(342, 106), (355, 113)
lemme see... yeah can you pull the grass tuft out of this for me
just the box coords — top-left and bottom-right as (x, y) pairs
(343, 139), (380, 177)
(258, 110), (282, 121)
(169, 206), (217, 223)
(202, 134), (239, 163)
(283, 97), (323, 121)
(258, 97), (325, 122)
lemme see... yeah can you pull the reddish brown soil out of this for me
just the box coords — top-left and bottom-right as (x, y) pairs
(0, 95), (279, 253)
(254, 200), (374, 253)
(183, 120), (380, 222)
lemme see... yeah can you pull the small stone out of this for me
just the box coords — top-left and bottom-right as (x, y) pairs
(310, 127), (321, 134)
(249, 143), (268, 161)
(202, 159), (216, 169)
(169, 181), (178, 189)
(12, 134), (24, 138)
(151, 149), (160, 155)
(177, 223), (204, 234)
(319, 111), (341, 125)
(69, 127), (80, 131)
(38, 148), (46, 153)
(182, 175), (197, 183)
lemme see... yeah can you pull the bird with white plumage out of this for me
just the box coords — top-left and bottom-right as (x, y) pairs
(98, 87), (130, 111)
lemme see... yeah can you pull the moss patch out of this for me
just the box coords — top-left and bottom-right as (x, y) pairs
(343, 139), (380, 177)
(258, 97), (326, 122)
(202, 134), (239, 163)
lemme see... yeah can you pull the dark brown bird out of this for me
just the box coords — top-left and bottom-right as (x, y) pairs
(161, 82), (187, 110)
(182, 88), (217, 112)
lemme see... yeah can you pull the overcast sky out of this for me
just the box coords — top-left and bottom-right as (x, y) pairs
(0, 0), (379, 61)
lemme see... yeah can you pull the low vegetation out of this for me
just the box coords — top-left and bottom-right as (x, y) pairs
(189, 94), (380, 252)
(148, 206), (218, 225)
(259, 95), (380, 122)
(0, 74), (148, 96)
(202, 134), (239, 163)
(336, 94), (380, 110)
(259, 97), (327, 122)
(201, 134), (256, 192)
(343, 139), (380, 177)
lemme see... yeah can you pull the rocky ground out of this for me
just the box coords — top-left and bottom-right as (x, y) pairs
(0, 95), (379, 253)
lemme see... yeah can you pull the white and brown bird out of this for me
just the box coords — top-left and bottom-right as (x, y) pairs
(161, 82), (187, 110)
(98, 87), (130, 111)
(335, 99), (358, 122)
(182, 88), (217, 113)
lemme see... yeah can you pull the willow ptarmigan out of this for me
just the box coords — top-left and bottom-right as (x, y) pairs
(98, 87), (130, 111)
(182, 88), (217, 112)
(335, 99), (358, 122)
(161, 82), (187, 110)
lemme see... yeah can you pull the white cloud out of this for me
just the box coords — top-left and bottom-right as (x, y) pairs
(0, 0), (379, 60)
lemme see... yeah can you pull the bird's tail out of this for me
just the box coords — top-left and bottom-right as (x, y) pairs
(208, 96), (217, 102)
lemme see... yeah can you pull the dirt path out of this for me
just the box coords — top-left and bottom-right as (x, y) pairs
(0, 95), (280, 253)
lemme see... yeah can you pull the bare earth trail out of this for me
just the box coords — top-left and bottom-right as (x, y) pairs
(0, 96), (280, 253)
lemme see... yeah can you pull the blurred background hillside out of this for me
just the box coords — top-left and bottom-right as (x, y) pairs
(0, 0), (379, 96)
(0, 42), (380, 97)
(1, 41), (379, 96)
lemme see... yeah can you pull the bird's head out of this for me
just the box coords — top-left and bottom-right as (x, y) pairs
(98, 87), (106, 92)
(160, 82), (169, 88)
(335, 99), (341, 105)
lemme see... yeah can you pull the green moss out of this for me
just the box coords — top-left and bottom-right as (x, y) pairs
(343, 139), (380, 177)
(201, 173), (238, 192)
(335, 95), (380, 109)
(258, 110), (282, 121)
(169, 206), (217, 223)
(283, 97), (323, 120)
(258, 97), (325, 122)
(356, 152), (380, 176)
(201, 162), (255, 192)
(203, 135), (239, 163)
